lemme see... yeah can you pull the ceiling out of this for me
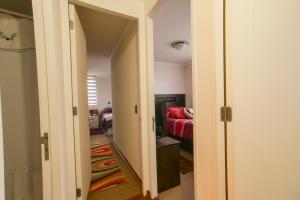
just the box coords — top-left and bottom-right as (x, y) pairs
(76, 6), (131, 77)
(77, 6), (130, 56)
(0, 0), (33, 16)
(153, 0), (191, 65)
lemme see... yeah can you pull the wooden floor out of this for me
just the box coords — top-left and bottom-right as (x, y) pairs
(127, 195), (152, 200)
(127, 192), (160, 200)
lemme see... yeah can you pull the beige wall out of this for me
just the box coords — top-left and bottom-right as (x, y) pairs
(142, 0), (159, 15)
(111, 22), (142, 177)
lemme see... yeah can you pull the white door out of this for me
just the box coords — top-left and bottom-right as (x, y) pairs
(226, 0), (300, 199)
(69, 4), (91, 200)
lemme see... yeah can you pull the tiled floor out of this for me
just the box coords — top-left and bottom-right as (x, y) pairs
(88, 134), (142, 200)
(158, 149), (194, 200)
(159, 172), (194, 200)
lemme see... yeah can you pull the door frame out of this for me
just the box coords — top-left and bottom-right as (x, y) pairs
(59, 0), (151, 198)
(30, 0), (227, 199)
(40, 0), (149, 199)
(31, 0), (151, 199)
(145, 0), (227, 199)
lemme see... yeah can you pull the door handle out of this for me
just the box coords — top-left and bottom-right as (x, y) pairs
(152, 117), (155, 132)
(40, 132), (49, 161)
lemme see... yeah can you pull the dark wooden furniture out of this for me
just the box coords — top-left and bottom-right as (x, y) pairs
(155, 94), (193, 153)
(156, 137), (181, 192)
(155, 94), (185, 137)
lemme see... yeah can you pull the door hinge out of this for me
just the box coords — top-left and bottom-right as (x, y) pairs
(221, 106), (232, 122)
(73, 106), (78, 116)
(69, 20), (74, 30)
(76, 188), (81, 198)
(40, 132), (49, 161)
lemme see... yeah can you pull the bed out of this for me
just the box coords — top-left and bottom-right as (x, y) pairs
(100, 107), (113, 132)
(155, 94), (194, 153)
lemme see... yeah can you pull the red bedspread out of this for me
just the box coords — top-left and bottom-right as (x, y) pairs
(167, 118), (193, 140)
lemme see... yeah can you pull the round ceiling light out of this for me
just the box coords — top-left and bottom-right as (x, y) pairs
(171, 41), (189, 50)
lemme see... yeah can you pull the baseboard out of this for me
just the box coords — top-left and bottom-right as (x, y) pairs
(126, 191), (160, 200)
(112, 141), (142, 184)
(145, 191), (160, 200)
(113, 143), (160, 200)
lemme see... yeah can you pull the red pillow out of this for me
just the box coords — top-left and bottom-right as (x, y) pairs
(167, 107), (186, 119)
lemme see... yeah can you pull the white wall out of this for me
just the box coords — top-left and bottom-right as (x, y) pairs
(184, 64), (193, 107)
(93, 77), (112, 112)
(111, 22), (142, 177)
(87, 55), (112, 113)
(154, 61), (185, 94)
(154, 61), (193, 107)
(87, 54), (111, 78)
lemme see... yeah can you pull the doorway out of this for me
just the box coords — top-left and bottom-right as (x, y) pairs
(68, 4), (144, 200)
(150, 0), (195, 199)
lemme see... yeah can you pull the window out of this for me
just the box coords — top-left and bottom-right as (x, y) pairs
(87, 76), (97, 106)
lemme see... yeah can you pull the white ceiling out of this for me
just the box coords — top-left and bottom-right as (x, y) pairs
(77, 6), (130, 56)
(0, 0), (33, 16)
(76, 6), (130, 77)
(153, 0), (191, 65)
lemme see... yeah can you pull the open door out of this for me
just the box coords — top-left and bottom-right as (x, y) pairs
(69, 4), (91, 200)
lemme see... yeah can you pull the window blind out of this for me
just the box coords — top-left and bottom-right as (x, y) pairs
(87, 76), (97, 106)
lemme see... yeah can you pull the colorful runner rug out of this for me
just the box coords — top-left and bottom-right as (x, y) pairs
(89, 143), (127, 193)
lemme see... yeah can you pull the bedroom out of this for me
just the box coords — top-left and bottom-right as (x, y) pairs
(153, 0), (195, 199)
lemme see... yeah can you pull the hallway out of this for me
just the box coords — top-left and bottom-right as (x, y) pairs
(88, 134), (142, 200)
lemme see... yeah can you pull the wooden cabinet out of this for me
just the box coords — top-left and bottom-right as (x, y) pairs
(156, 137), (181, 193)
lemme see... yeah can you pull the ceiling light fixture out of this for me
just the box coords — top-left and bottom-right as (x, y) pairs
(171, 41), (189, 50)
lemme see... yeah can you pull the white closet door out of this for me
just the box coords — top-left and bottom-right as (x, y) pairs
(226, 0), (300, 200)
(69, 4), (91, 200)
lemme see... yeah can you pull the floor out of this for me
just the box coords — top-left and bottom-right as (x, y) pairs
(88, 134), (194, 200)
(159, 172), (194, 200)
(88, 134), (142, 200)
(158, 149), (195, 200)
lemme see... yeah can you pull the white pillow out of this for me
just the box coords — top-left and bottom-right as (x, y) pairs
(184, 107), (193, 119)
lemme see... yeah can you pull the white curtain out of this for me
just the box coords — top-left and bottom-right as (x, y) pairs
(0, 13), (42, 200)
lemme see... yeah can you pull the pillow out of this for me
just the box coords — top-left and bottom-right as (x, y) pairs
(167, 107), (186, 119)
(184, 107), (193, 119)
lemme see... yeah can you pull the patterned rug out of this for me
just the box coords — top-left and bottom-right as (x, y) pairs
(89, 143), (127, 193)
